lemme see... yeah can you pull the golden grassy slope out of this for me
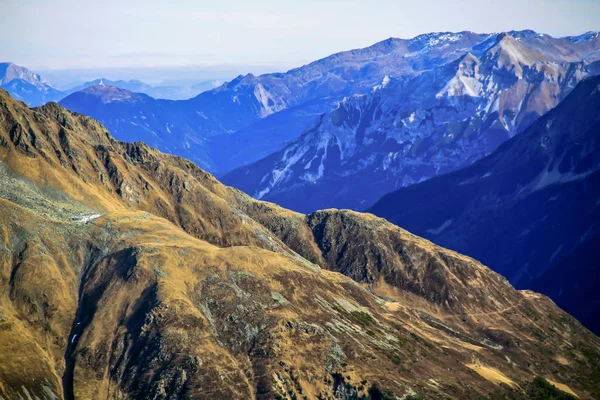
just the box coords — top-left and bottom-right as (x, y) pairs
(0, 89), (599, 399)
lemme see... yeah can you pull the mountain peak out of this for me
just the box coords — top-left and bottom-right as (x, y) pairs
(225, 73), (257, 89)
(66, 84), (143, 104)
(407, 31), (469, 50)
(484, 32), (547, 68)
(0, 61), (53, 87)
(84, 83), (131, 93)
(507, 29), (545, 39)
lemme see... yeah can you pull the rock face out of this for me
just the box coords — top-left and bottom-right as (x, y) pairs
(222, 31), (600, 212)
(0, 89), (599, 399)
(0, 62), (65, 106)
(369, 76), (600, 335)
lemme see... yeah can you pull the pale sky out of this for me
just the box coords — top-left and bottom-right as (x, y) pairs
(1, 0), (599, 82)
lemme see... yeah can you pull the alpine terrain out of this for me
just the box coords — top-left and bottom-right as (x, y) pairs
(222, 31), (600, 212)
(1, 89), (599, 399)
(58, 31), (597, 176)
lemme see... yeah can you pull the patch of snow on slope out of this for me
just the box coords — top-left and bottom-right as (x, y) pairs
(426, 219), (453, 236)
(255, 145), (309, 199)
(533, 166), (600, 191)
(302, 144), (328, 183)
(253, 84), (285, 118)
(373, 75), (391, 91)
(73, 214), (102, 223)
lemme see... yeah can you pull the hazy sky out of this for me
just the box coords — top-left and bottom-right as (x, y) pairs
(1, 0), (599, 79)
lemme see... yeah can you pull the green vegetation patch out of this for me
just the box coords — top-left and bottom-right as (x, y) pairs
(350, 311), (376, 326)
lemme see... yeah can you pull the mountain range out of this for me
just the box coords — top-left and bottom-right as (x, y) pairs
(7, 31), (599, 184)
(61, 30), (599, 176)
(0, 63), (222, 107)
(65, 77), (221, 100)
(3, 29), (600, 338)
(1, 87), (599, 399)
(222, 31), (600, 212)
(369, 75), (600, 335)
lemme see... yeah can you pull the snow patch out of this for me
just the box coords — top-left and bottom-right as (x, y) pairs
(73, 214), (102, 223)
(256, 186), (270, 199)
(381, 75), (391, 88)
(550, 245), (563, 263)
(253, 84), (285, 118)
(426, 219), (453, 235)
(373, 75), (391, 91)
(533, 166), (599, 191)
(255, 145), (309, 199)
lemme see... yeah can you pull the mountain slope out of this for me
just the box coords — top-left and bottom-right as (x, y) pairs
(222, 32), (598, 212)
(59, 79), (289, 171)
(0, 62), (65, 106)
(1, 89), (599, 399)
(369, 75), (600, 334)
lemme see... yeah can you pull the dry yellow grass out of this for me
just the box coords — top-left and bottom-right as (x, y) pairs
(546, 379), (580, 398)
(467, 362), (516, 387)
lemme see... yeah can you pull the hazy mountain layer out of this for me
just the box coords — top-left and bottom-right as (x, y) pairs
(61, 31), (600, 177)
(223, 32), (599, 212)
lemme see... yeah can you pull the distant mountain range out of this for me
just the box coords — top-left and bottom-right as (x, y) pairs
(64, 77), (221, 100)
(0, 63), (221, 106)
(369, 75), (600, 334)
(222, 31), (600, 212)
(8, 31), (595, 182)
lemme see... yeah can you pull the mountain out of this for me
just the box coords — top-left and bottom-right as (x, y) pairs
(54, 32), (505, 174)
(66, 78), (154, 94)
(369, 75), (600, 335)
(60, 31), (600, 179)
(65, 78), (220, 100)
(59, 82), (270, 171)
(143, 80), (221, 100)
(221, 31), (600, 212)
(0, 62), (65, 106)
(1, 89), (600, 398)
